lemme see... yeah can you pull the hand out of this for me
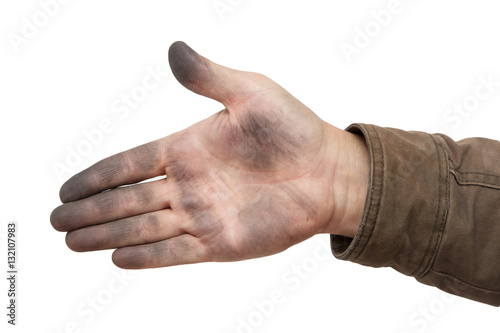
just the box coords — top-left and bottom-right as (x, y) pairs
(50, 42), (369, 269)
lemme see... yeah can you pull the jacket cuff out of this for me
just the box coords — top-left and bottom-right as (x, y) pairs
(331, 123), (448, 278)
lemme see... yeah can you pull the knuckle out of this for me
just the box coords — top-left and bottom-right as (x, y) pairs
(135, 215), (153, 243)
(94, 154), (131, 185)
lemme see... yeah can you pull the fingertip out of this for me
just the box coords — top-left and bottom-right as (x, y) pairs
(112, 248), (137, 269)
(50, 205), (66, 232)
(59, 181), (73, 203)
(59, 173), (82, 203)
(65, 231), (85, 252)
(111, 249), (124, 268)
(168, 41), (210, 91)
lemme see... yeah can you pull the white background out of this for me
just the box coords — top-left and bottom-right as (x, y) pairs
(1, 0), (499, 332)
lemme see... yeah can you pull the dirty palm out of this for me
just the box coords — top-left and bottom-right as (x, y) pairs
(50, 41), (368, 269)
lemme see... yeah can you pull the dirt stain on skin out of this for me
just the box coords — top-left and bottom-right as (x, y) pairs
(179, 186), (224, 238)
(237, 193), (285, 250)
(60, 140), (164, 203)
(167, 153), (224, 239)
(237, 182), (317, 243)
(169, 41), (213, 95)
(238, 111), (301, 170)
(216, 109), (305, 172)
(111, 212), (161, 245)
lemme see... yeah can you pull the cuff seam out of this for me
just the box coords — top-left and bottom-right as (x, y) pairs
(351, 124), (384, 261)
(332, 124), (384, 261)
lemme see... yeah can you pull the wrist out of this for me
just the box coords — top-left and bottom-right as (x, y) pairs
(321, 123), (369, 238)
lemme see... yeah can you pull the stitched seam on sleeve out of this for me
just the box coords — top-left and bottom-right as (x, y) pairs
(429, 269), (500, 293)
(415, 135), (450, 278)
(352, 124), (384, 261)
(453, 171), (500, 178)
(411, 134), (446, 277)
(450, 170), (500, 190)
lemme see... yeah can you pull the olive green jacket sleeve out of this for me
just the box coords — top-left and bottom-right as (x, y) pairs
(331, 123), (500, 306)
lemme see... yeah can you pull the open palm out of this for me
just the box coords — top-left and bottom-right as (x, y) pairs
(51, 42), (367, 269)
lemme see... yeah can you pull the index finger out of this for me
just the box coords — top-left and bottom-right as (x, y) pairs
(59, 138), (167, 203)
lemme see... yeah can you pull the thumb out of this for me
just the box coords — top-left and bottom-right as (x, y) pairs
(168, 41), (255, 107)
